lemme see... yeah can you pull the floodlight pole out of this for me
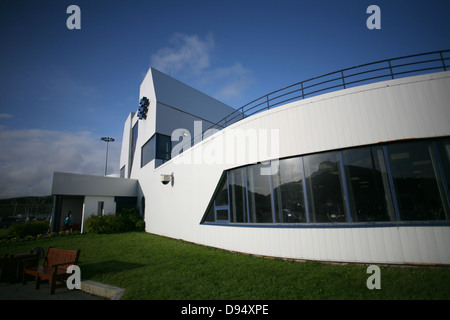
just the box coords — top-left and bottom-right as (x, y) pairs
(101, 137), (115, 176)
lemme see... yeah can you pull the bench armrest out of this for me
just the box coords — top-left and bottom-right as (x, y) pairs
(50, 261), (78, 273)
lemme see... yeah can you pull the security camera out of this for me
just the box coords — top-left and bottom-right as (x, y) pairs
(161, 174), (172, 185)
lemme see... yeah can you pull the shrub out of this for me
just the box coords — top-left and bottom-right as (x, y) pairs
(117, 208), (144, 232)
(83, 214), (126, 234)
(83, 215), (103, 234)
(84, 209), (145, 234)
(135, 219), (145, 232)
(6, 221), (49, 239)
(101, 214), (126, 234)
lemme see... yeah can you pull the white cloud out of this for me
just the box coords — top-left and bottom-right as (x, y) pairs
(0, 128), (121, 199)
(199, 62), (255, 103)
(0, 113), (13, 119)
(150, 33), (255, 106)
(151, 33), (214, 76)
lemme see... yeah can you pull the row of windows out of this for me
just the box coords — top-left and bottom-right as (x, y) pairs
(202, 137), (450, 226)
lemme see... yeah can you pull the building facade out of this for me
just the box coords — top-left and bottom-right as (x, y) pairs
(52, 52), (450, 265)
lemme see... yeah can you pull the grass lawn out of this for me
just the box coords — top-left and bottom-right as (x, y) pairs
(1, 231), (449, 300)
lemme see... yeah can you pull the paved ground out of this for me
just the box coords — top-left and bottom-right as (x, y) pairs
(0, 281), (107, 300)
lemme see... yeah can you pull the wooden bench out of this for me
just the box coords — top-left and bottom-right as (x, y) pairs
(22, 247), (80, 295)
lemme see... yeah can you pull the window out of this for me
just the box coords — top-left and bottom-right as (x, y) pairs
(201, 137), (450, 226)
(141, 133), (172, 168)
(120, 165), (125, 178)
(304, 151), (347, 223)
(272, 157), (306, 223)
(204, 204), (215, 223)
(129, 122), (138, 176)
(436, 138), (450, 220)
(387, 140), (448, 221)
(203, 173), (228, 222)
(229, 167), (248, 223)
(141, 136), (155, 168)
(155, 134), (172, 167)
(97, 201), (104, 216)
(247, 163), (273, 223)
(342, 146), (395, 222)
(214, 174), (228, 207)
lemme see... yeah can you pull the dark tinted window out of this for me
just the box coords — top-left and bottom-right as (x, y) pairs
(229, 167), (248, 223)
(387, 140), (448, 221)
(304, 151), (347, 223)
(342, 146), (395, 222)
(272, 158), (306, 223)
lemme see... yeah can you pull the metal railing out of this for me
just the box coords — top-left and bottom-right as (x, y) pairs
(193, 49), (449, 144)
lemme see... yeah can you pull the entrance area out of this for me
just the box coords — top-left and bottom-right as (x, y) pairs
(50, 195), (84, 232)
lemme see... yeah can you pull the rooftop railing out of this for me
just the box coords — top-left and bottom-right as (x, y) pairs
(195, 49), (449, 143)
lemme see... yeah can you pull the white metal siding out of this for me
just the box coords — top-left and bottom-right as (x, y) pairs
(141, 72), (450, 265)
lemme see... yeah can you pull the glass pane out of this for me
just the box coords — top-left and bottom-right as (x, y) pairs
(304, 151), (347, 223)
(247, 163), (273, 223)
(229, 167), (248, 223)
(129, 122), (139, 174)
(436, 138), (450, 219)
(141, 136), (155, 168)
(214, 174), (228, 207)
(156, 134), (172, 161)
(342, 146), (395, 222)
(272, 157), (306, 223)
(387, 140), (447, 221)
(204, 204), (215, 222)
(216, 209), (229, 221)
(132, 122), (138, 151)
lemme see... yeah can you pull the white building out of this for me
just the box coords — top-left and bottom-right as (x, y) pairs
(51, 51), (450, 265)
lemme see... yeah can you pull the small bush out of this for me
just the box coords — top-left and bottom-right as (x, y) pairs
(118, 208), (144, 232)
(6, 221), (49, 239)
(135, 219), (145, 232)
(84, 209), (144, 234)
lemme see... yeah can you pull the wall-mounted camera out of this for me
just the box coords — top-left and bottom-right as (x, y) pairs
(161, 173), (173, 185)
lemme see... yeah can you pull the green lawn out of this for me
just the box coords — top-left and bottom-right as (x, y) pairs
(1, 232), (449, 300)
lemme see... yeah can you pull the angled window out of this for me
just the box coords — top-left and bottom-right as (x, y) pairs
(202, 172), (228, 223)
(141, 135), (155, 168)
(201, 137), (450, 226)
(141, 133), (172, 168)
(155, 134), (172, 168)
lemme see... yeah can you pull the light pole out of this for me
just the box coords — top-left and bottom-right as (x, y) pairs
(101, 137), (115, 176)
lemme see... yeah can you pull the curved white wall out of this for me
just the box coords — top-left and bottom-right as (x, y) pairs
(141, 72), (450, 265)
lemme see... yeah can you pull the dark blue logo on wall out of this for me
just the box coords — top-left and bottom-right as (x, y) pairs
(138, 97), (149, 120)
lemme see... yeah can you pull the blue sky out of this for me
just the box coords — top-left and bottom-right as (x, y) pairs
(0, 0), (449, 198)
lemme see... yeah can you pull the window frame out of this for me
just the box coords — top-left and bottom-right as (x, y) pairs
(141, 133), (173, 169)
(201, 137), (450, 228)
